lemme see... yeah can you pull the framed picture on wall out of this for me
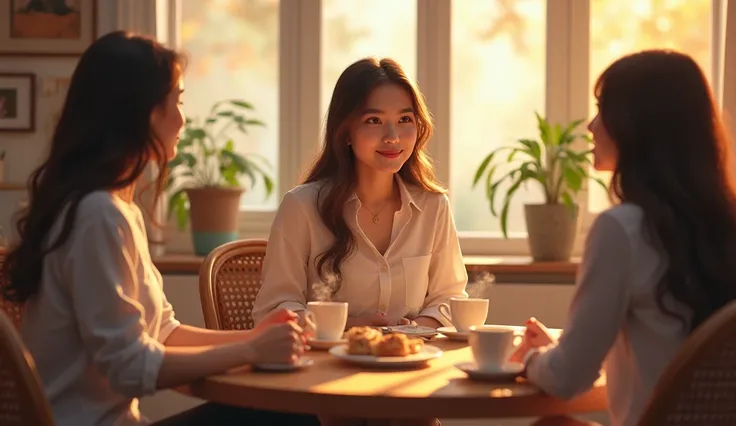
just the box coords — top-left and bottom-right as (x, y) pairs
(0, 0), (97, 56)
(0, 73), (35, 132)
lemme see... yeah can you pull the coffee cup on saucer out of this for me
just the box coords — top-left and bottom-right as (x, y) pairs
(303, 301), (348, 350)
(437, 298), (489, 339)
(467, 324), (523, 373)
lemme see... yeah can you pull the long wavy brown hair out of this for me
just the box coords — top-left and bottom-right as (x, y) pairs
(303, 57), (444, 288)
(1, 31), (182, 303)
(596, 49), (736, 332)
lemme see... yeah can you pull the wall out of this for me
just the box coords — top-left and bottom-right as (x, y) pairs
(0, 1), (117, 238)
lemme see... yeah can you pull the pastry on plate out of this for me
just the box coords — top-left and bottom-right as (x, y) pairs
(372, 333), (424, 357)
(346, 326), (382, 355)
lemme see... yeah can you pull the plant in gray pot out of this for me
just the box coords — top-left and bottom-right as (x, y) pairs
(167, 99), (274, 256)
(472, 112), (607, 261)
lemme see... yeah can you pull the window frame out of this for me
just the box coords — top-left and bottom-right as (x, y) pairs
(167, 0), (728, 256)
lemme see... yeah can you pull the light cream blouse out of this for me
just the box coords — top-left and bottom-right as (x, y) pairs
(252, 176), (468, 327)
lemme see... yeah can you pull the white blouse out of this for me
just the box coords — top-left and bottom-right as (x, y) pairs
(525, 203), (691, 426)
(252, 176), (468, 327)
(21, 191), (180, 426)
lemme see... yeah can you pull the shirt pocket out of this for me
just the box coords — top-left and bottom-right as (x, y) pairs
(402, 254), (432, 314)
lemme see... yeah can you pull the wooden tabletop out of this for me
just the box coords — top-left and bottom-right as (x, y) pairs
(181, 337), (607, 419)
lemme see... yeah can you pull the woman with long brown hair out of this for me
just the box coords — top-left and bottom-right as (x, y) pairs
(253, 57), (467, 425)
(0, 31), (319, 426)
(512, 50), (736, 426)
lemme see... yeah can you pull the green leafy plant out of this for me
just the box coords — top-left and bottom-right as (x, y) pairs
(166, 99), (274, 230)
(472, 112), (607, 238)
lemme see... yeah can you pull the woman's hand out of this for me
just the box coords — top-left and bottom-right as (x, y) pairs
(345, 313), (390, 329)
(247, 321), (306, 365)
(253, 308), (299, 333)
(509, 317), (556, 363)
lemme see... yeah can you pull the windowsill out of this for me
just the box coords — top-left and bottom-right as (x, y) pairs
(153, 253), (580, 278)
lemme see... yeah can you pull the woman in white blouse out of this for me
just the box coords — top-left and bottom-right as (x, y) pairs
(253, 58), (468, 425)
(0, 32), (318, 426)
(512, 50), (736, 426)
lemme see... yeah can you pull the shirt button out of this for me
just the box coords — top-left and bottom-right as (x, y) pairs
(381, 266), (388, 272)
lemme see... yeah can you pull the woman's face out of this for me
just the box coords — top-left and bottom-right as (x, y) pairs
(150, 76), (185, 161)
(348, 83), (418, 177)
(588, 107), (618, 172)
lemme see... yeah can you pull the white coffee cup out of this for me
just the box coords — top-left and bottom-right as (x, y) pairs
(468, 325), (521, 371)
(305, 301), (348, 341)
(438, 298), (489, 332)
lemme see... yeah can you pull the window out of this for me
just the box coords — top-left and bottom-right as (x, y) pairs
(588, 0), (714, 213)
(179, 0), (280, 209)
(450, 0), (546, 235)
(169, 0), (728, 255)
(320, 0), (417, 118)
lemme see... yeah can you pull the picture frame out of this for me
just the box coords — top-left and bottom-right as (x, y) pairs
(0, 73), (36, 132)
(0, 0), (97, 57)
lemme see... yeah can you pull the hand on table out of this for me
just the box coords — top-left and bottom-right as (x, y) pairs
(248, 320), (306, 365)
(509, 317), (556, 363)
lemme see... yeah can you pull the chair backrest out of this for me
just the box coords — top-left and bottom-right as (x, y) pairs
(0, 252), (23, 330)
(0, 311), (54, 426)
(199, 239), (268, 330)
(638, 300), (736, 425)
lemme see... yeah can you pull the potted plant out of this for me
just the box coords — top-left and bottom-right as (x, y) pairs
(167, 99), (274, 256)
(473, 112), (606, 261)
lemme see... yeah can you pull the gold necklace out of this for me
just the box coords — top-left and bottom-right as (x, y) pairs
(362, 199), (390, 224)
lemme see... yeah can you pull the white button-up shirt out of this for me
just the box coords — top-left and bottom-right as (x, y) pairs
(253, 176), (468, 326)
(22, 192), (179, 426)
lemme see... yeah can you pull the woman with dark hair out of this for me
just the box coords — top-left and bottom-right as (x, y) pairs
(512, 49), (736, 426)
(253, 57), (467, 425)
(0, 31), (319, 426)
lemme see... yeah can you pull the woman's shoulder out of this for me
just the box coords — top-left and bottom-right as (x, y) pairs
(69, 191), (141, 236)
(281, 181), (323, 209)
(598, 203), (644, 232)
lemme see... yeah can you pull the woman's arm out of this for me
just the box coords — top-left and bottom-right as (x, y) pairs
(524, 212), (633, 399)
(163, 308), (299, 346)
(416, 194), (469, 327)
(68, 204), (302, 397)
(156, 321), (303, 389)
(252, 192), (312, 324)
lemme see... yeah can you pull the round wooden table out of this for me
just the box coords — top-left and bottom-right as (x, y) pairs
(181, 336), (607, 419)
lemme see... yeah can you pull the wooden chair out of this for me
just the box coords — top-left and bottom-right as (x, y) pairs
(199, 239), (268, 330)
(637, 300), (736, 425)
(0, 310), (54, 426)
(0, 251), (23, 330)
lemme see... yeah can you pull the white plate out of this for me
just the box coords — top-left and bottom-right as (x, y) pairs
(455, 361), (524, 382)
(253, 358), (314, 372)
(307, 338), (347, 351)
(437, 326), (469, 341)
(382, 325), (438, 338)
(329, 344), (443, 368)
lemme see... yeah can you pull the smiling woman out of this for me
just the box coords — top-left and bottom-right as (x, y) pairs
(253, 57), (468, 426)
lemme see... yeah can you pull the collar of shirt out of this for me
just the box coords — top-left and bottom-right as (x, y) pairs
(346, 174), (423, 214)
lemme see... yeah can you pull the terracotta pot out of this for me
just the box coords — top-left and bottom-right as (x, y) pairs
(185, 187), (243, 256)
(524, 203), (579, 261)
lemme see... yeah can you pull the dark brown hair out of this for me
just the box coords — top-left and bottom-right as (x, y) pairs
(595, 49), (736, 331)
(1, 31), (183, 303)
(303, 57), (444, 287)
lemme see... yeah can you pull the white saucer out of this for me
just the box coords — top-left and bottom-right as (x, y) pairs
(253, 358), (314, 372)
(307, 338), (347, 351)
(437, 326), (469, 341)
(455, 361), (524, 382)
